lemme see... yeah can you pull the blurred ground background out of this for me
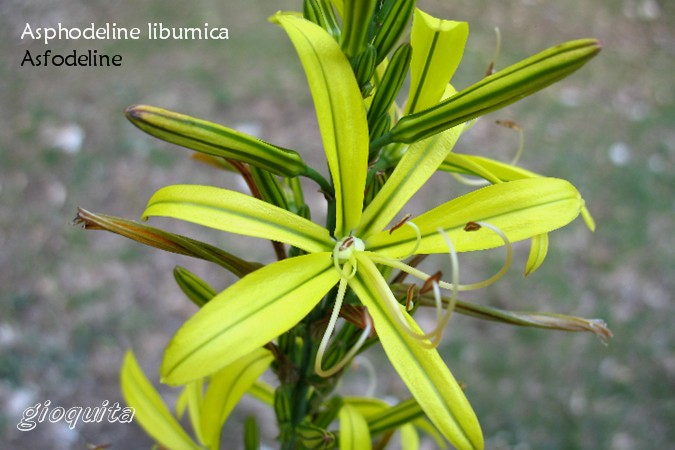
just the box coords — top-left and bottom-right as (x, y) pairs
(1, 0), (673, 448)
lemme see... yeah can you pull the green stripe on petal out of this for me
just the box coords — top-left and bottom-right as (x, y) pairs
(350, 255), (483, 450)
(359, 101), (463, 238)
(273, 13), (369, 236)
(339, 404), (372, 450)
(120, 350), (202, 450)
(161, 253), (339, 385)
(406, 9), (469, 114)
(143, 184), (333, 253)
(367, 177), (582, 257)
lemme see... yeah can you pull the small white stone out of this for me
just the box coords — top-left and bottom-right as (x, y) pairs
(41, 123), (85, 154)
(608, 142), (631, 166)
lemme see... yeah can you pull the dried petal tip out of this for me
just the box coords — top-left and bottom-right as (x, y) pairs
(72, 207), (102, 229)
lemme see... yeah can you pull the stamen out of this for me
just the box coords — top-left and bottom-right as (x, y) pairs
(315, 277), (349, 377)
(452, 116), (524, 187)
(366, 254), (458, 349)
(370, 221), (512, 293)
(453, 221), (512, 291)
(315, 280), (373, 378)
(405, 284), (416, 311)
(496, 119), (524, 166)
(485, 27), (502, 77)
(464, 221), (482, 232)
(437, 228), (459, 331)
(420, 270), (443, 294)
(450, 172), (490, 187)
(339, 236), (355, 250)
(353, 356), (377, 398)
(403, 221), (421, 257)
(365, 257), (442, 348)
(388, 213), (412, 234)
(387, 215), (422, 259)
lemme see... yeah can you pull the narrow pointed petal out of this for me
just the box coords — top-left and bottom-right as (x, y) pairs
(120, 350), (202, 450)
(176, 380), (206, 445)
(200, 348), (274, 449)
(525, 233), (549, 276)
(272, 13), (369, 236)
(359, 114), (462, 238)
(161, 253), (339, 385)
(439, 154), (597, 232)
(367, 178), (582, 257)
(406, 9), (469, 114)
(248, 380), (275, 406)
(351, 255), (483, 450)
(347, 396), (447, 449)
(339, 404), (372, 450)
(143, 184), (333, 253)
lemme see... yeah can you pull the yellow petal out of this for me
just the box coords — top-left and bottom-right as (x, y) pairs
(161, 253), (339, 385)
(350, 255), (483, 450)
(143, 184), (333, 253)
(273, 13), (369, 236)
(339, 404), (372, 450)
(120, 350), (202, 450)
(200, 348), (274, 449)
(367, 178), (582, 258)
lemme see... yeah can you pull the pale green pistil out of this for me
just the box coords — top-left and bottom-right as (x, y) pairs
(334, 235), (365, 262)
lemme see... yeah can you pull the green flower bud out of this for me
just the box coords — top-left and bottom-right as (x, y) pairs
(249, 166), (290, 211)
(367, 42), (412, 127)
(297, 422), (336, 450)
(340, 0), (377, 59)
(274, 385), (293, 426)
(352, 43), (377, 93)
(173, 266), (216, 307)
(303, 0), (340, 41)
(368, 111), (391, 146)
(125, 104), (308, 177)
(372, 0), (416, 65)
(382, 39), (601, 146)
(243, 416), (260, 450)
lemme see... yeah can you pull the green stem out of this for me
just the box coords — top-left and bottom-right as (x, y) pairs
(302, 166), (334, 198)
(369, 131), (393, 155)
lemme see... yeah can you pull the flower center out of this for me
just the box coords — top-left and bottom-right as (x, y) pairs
(334, 235), (365, 263)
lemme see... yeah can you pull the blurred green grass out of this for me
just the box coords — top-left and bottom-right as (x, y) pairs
(1, 0), (673, 448)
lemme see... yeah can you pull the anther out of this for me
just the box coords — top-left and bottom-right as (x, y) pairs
(420, 271), (443, 294)
(339, 236), (355, 251)
(389, 213), (413, 235)
(464, 221), (482, 232)
(405, 284), (416, 311)
(495, 119), (522, 131)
